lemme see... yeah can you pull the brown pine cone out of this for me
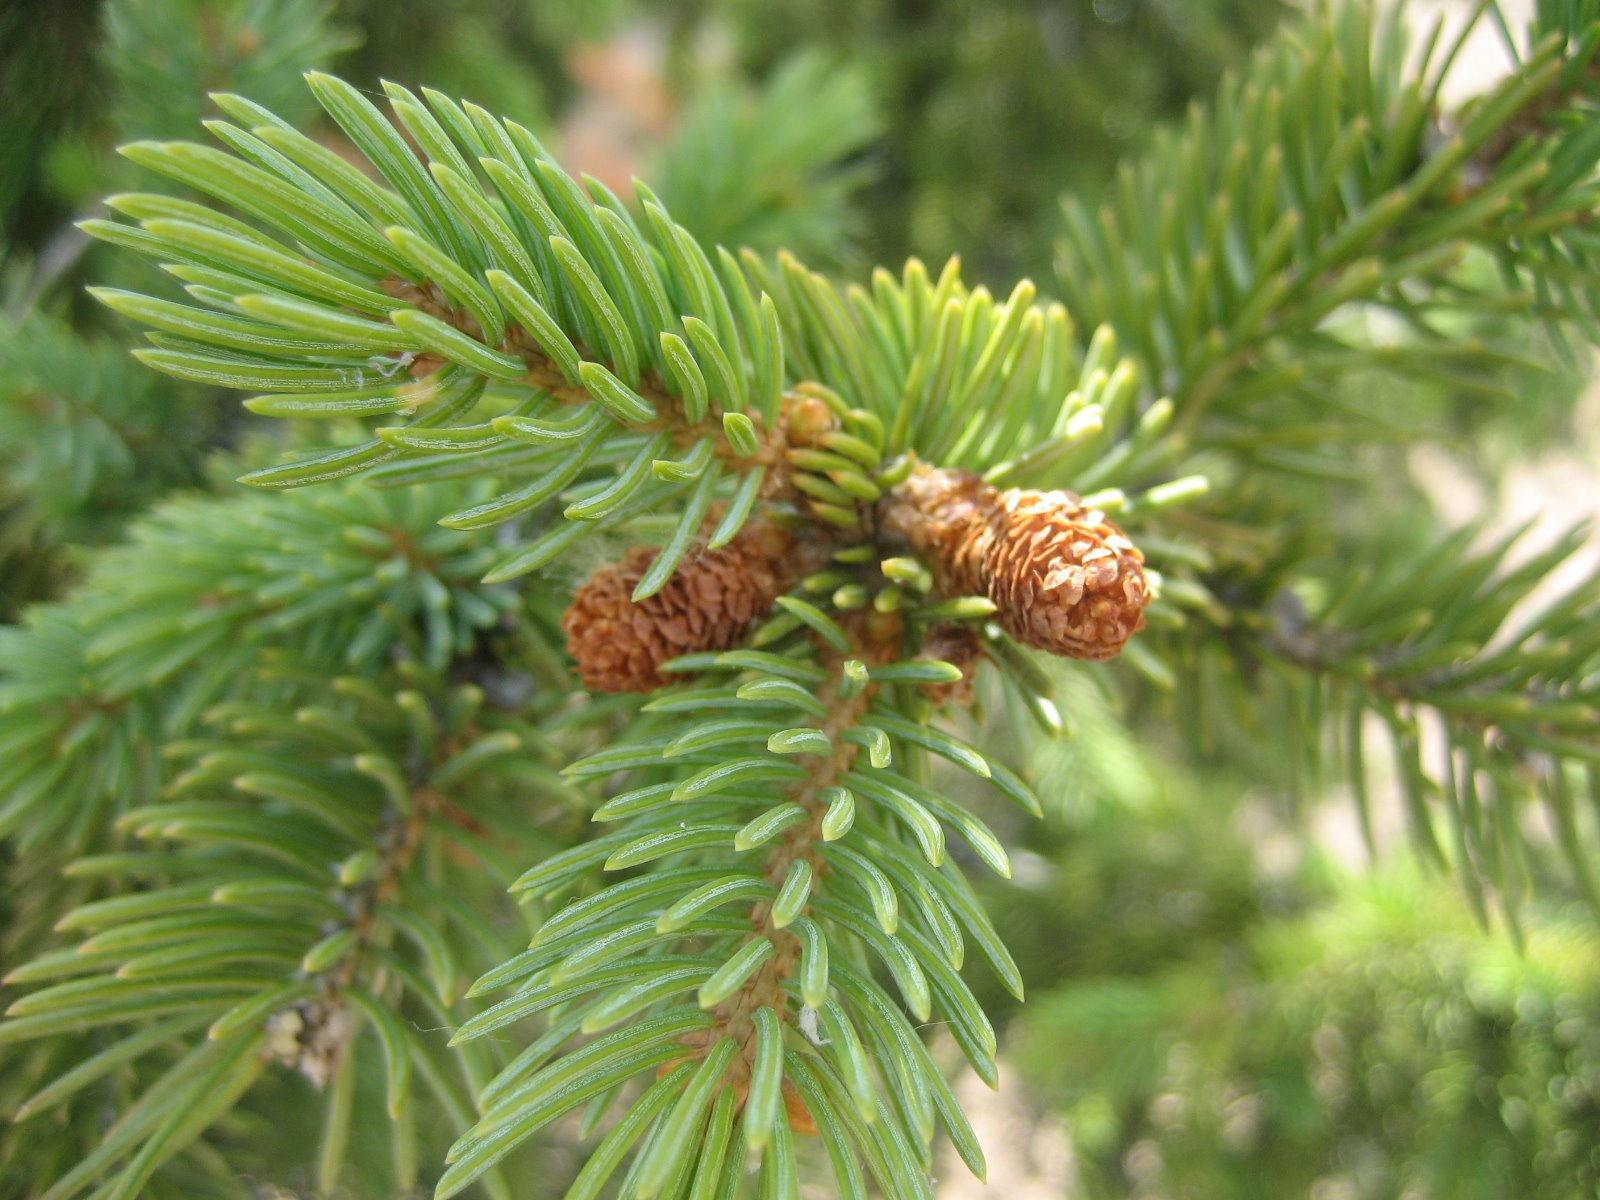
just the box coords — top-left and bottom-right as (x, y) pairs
(881, 464), (1150, 661)
(563, 522), (794, 693)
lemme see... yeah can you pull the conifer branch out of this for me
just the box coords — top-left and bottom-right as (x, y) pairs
(1227, 518), (1600, 932)
(6, 3), (1600, 1196)
(0, 479), (539, 852)
(1, 663), (550, 1200)
(1056, 3), (1600, 459)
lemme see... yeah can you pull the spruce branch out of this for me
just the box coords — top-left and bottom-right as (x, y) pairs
(1037, 0), (1600, 931)
(15, 3), (1600, 1195)
(83, 72), (1182, 597)
(1151, 509), (1600, 936)
(1056, 1), (1600, 459)
(1262, 519), (1600, 932)
(445, 557), (1030, 1199)
(0, 478), (541, 853)
(1, 662), (554, 1200)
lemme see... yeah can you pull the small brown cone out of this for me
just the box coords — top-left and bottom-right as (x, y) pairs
(563, 522), (794, 693)
(882, 465), (1151, 661)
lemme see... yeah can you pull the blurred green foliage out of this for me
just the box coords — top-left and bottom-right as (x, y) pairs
(650, 54), (881, 270)
(702, 0), (1289, 279)
(1015, 868), (1600, 1199)
(0, 310), (220, 618)
(0, 0), (104, 248)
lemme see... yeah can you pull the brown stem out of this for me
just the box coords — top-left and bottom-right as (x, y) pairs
(332, 785), (445, 993)
(1263, 614), (1583, 755)
(269, 760), (464, 1085)
(383, 275), (785, 473)
(700, 625), (902, 1104)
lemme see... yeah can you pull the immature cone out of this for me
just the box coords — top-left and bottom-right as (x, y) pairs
(882, 465), (1150, 661)
(563, 522), (794, 693)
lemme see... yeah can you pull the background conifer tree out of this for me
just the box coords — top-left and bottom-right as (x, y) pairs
(2, 2), (1598, 1197)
